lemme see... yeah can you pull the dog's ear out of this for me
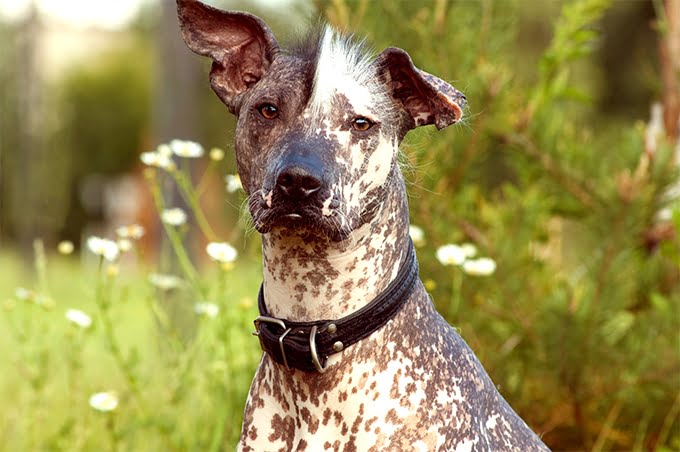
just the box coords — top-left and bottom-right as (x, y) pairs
(176, 0), (279, 112)
(376, 47), (466, 131)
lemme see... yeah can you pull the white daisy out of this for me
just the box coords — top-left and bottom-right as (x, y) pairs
(435, 244), (466, 266)
(117, 239), (133, 252)
(206, 242), (238, 263)
(87, 237), (119, 262)
(170, 139), (204, 158)
(408, 225), (425, 247)
(156, 143), (172, 157)
(460, 243), (478, 259)
(65, 309), (92, 329)
(224, 174), (243, 193)
(89, 391), (118, 412)
(161, 208), (187, 226)
(140, 151), (175, 171)
(148, 273), (183, 291)
(462, 257), (497, 276)
(115, 224), (145, 240)
(14, 287), (33, 301)
(194, 302), (219, 318)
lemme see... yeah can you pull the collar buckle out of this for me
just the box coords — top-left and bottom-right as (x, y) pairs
(253, 316), (292, 370)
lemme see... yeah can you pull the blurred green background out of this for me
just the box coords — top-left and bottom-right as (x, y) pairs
(0, 0), (678, 450)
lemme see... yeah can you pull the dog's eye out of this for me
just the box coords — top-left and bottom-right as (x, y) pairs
(258, 104), (279, 120)
(352, 117), (374, 131)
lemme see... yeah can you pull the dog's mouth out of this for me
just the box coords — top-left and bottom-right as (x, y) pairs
(248, 190), (355, 241)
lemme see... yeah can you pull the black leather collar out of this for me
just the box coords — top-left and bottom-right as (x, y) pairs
(253, 241), (419, 373)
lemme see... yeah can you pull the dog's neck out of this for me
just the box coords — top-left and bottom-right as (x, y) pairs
(261, 172), (411, 322)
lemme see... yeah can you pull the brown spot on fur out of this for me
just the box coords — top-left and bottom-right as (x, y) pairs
(300, 406), (320, 434)
(342, 436), (357, 452)
(269, 414), (295, 451)
(351, 414), (362, 434)
(386, 409), (398, 424)
(247, 425), (257, 440)
(322, 407), (332, 426)
(364, 416), (378, 432)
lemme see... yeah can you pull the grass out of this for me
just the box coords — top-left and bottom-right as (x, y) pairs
(0, 247), (263, 451)
(0, 141), (268, 450)
(0, 150), (272, 452)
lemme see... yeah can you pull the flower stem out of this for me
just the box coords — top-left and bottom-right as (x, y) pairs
(33, 239), (50, 296)
(149, 174), (205, 297)
(195, 159), (218, 197)
(165, 224), (204, 296)
(94, 257), (147, 412)
(172, 168), (218, 242)
(106, 414), (118, 452)
(208, 398), (229, 452)
(449, 268), (463, 321)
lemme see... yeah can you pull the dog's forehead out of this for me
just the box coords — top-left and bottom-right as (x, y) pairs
(244, 26), (387, 122)
(307, 27), (386, 120)
(246, 55), (312, 105)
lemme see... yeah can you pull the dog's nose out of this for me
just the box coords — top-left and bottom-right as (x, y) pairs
(276, 164), (323, 199)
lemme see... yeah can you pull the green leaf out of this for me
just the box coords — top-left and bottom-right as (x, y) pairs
(650, 292), (670, 315)
(601, 311), (636, 345)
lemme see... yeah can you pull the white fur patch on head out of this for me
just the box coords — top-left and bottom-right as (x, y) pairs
(309, 26), (386, 120)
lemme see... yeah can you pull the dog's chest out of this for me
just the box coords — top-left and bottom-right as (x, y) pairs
(242, 358), (446, 452)
(239, 287), (544, 452)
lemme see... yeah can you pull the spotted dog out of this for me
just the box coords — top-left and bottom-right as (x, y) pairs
(177, 1), (549, 450)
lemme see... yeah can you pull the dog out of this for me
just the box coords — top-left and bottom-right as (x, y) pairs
(177, 1), (549, 450)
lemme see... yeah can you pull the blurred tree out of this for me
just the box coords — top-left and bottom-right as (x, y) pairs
(56, 39), (152, 244)
(597, 0), (657, 118)
(0, 19), (19, 246)
(2, 5), (57, 260)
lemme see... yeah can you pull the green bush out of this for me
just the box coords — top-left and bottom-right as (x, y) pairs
(317, 0), (679, 450)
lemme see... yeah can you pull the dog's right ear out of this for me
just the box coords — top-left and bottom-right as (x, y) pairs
(176, 0), (279, 113)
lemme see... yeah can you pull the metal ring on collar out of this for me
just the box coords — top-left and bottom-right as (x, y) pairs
(309, 325), (327, 373)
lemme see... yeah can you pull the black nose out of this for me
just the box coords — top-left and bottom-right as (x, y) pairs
(276, 164), (323, 199)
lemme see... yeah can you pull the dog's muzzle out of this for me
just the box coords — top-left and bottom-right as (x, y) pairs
(260, 147), (337, 227)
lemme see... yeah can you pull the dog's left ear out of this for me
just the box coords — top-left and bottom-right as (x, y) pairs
(176, 0), (279, 112)
(376, 47), (466, 131)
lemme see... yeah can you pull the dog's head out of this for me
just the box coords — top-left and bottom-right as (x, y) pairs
(177, 0), (466, 241)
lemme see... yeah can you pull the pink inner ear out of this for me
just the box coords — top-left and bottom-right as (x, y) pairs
(418, 70), (466, 128)
(377, 47), (466, 131)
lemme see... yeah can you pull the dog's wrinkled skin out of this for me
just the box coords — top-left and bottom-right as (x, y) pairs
(177, 1), (549, 450)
